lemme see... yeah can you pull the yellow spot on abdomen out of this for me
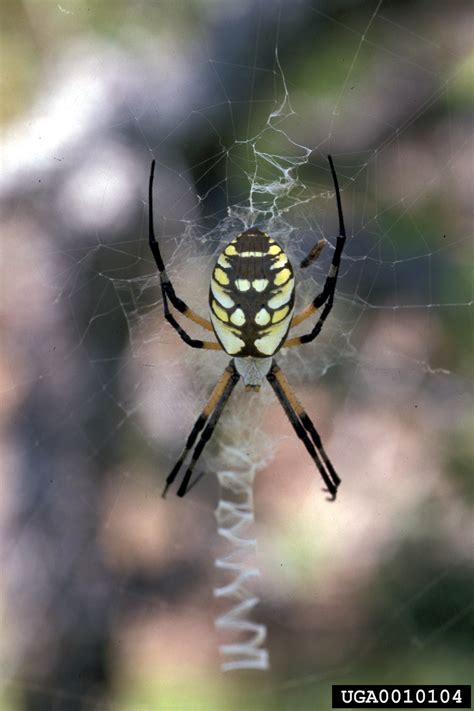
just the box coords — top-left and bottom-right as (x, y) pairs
(272, 305), (290, 323)
(212, 300), (229, 322)
(274, 268), (291, 286)
(270, 253), (288, 269)
(217, 254), (231, 269)
(214, 267), (230, 285)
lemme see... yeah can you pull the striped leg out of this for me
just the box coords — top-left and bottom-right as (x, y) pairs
(284, 154), (347, 343)
(149, 160), (220, 350)
(267, 362), (340, 500)
(161, 292), (221, 350)
(162, 362), (240, 498)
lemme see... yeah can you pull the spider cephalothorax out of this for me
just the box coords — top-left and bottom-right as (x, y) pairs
(148, 156), (346, 501)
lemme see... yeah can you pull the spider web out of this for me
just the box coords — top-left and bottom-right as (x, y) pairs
(0, 1), (472, 709)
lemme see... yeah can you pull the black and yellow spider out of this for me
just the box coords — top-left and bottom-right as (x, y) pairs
(149, 156), (346, 501)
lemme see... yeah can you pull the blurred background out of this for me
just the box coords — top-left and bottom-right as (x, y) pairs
(1, 1), (473, 709)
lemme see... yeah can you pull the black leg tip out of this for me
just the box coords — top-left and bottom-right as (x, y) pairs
(323, 488), (337, 502)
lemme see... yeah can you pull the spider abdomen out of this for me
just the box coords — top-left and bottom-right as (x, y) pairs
(209, 228), (295, 357)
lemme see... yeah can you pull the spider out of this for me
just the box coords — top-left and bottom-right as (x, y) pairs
(149, 155), (347, 501)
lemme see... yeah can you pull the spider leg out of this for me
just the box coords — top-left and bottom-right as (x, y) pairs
(267, 362), (340, 500)
(148, 160), (214, 334)
(162, 361), (240, 498)
(285, 154), (347, 343)
(176, 368), (240, 497)
(161, 290), (221, 350)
